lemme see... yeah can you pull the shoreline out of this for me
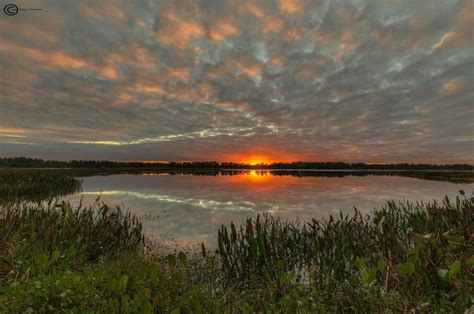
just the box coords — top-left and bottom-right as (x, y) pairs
(2, 167), (473, 172)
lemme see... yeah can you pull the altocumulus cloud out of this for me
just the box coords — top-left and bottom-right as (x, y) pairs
(0, 0), (473, 163)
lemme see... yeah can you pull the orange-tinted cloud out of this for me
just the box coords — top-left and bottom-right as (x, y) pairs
(156, 10), (204, 48)
(1, 0), (472, 163)
(0, 127), (26, 137)
(280, 0), (302, 13)
(134, 82), (163, 94)
(237, 62), (262, 77)
(237, 1), (265, 18)
(261, 16), (283, 33)
(370, 30), (390, 44)
(284, 28), (305, 41)
(209, 19), (239, 42)
(441, 80), (466, 95)
(167, 67), (191, 80)
(457, 2), (474, 26)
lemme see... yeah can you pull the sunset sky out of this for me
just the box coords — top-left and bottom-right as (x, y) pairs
(0, 0), (473, 163)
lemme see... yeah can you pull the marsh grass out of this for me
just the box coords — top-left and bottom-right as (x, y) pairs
(0, 200), (143, 274)
(0, 169), (82, 203)
(217, 193), (474, 310)
(0, 192), (472, 312)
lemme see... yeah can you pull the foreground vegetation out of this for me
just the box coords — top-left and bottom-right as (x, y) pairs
(0, 169), (82, 203)
(217, 194), (473, 312)
(0, 193), (472, 312)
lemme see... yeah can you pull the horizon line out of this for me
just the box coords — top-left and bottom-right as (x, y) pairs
(1, 156), (473, 166)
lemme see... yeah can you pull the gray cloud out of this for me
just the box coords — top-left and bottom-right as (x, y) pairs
(0, 0), (473, 163)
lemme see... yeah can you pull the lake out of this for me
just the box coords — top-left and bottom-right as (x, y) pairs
(67, 171), (473, 250)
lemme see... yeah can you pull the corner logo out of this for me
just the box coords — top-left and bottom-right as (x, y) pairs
(3, 3), (43, 15)
(3, 3), (18, 16)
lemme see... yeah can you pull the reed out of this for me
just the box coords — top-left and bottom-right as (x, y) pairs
(0, 169), (82, 203)
(0, 190), (472, 311)
(0, 200), (143, 278)
(217, 193), (474, 306)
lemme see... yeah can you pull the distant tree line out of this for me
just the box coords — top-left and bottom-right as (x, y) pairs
(0, 157), (472, 170)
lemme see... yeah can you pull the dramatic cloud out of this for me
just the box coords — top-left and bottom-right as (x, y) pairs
(0, 0), (473, 163)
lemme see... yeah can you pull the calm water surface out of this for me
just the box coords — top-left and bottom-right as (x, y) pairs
(67, 171), (473, 249)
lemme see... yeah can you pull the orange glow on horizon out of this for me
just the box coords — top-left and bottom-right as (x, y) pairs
(239, 155), (275, 166)
(132, 153), (303, 165)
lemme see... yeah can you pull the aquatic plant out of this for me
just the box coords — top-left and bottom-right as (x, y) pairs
(217, 193), (474, 309)
(0, 200), (143, 272)
(0, 169), (82, 203)
(0, 194), (472, 312)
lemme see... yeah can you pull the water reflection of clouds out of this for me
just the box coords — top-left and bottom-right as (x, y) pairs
(71, 174), (473, 248)
(81, 190), (255, 212)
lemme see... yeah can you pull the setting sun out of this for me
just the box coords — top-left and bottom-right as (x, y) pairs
(238, 154), (275, 166)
